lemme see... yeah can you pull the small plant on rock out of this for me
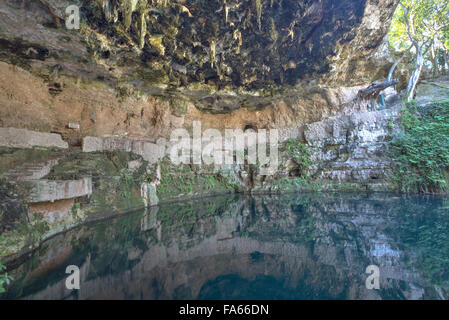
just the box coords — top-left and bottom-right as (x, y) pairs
(282, 139), (312, 179)
(0, 235), (13, 293)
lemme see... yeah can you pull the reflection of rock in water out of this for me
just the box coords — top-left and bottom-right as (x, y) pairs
(3, 194), (448, 300)
(141, 206), (161, 242)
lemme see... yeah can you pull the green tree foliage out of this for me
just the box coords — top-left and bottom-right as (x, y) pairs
(390, 0), (449, 49)
(388, 0), (449, 99)
(282, 139), (311, 179)
(390, 99), (449, 193)
(398, 199), (449, 285)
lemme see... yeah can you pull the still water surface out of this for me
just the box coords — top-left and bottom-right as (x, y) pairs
(2, 193), (449, 300)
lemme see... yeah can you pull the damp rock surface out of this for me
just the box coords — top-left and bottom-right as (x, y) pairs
(0, 0), (398, 96)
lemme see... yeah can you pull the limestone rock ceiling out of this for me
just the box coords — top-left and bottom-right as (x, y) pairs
(82, 0), (398, 88)
(0, 0), (399, 100)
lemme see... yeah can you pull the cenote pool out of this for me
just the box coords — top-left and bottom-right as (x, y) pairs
(1, 193), (449, 300)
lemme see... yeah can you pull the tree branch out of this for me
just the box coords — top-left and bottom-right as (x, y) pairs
(357, 80), (399, 99)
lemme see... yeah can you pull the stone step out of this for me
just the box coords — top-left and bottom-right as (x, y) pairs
(0, 127), (68, 149)
(3, 159), (60, 181)
(21, 178), (93, 203)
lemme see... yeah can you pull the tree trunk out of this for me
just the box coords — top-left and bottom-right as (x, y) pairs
(443, 48), (449, 75)
(400, 3), (424, 102)
(388, 46), (411, 87)
(431, 42), (439, 78)
(406, 45), (424, 101)
(358, 79), (398, 99)
(388, 56), (404, 82)
(436, 37), (449, 75)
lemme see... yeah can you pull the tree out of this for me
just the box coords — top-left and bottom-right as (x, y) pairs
(388, 0), (449, 101)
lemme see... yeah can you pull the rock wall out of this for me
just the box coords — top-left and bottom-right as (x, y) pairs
(82, 136), (165, 164)
(29, 199), (75, 225)
(23, 177), (92, 203)
(0, 0), (398, 92)
(0, 0), (401, 143)
(304, 98), (402, 191)
(0, 127), (68, 149)
(0, 179), (28, 235)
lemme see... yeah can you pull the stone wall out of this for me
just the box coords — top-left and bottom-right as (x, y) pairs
(23, 177), (92, 203)
(28, 199), (75, 225)
(304, 100), (402, 189)
(82, 136), (165, 164)
(0, 127), (68, 149)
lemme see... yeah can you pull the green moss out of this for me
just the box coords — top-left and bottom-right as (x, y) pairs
(122, 0), (139, 30)
(255, 0), (262, 30)
(0, 235), (13, 293)
(71, 203), (81, 214)
(116, 84), (137, 101)
(0, 147), (59, 175)
(149, 35), (165, 56)
(163, 25), (179, 39)
(0, 218), (50, 258)
(168, 97), (191, 116)
(48, 151), (147, 214)
(269, 18), (278, 44)
(156, 158), (236, 201)
(139, 60), (170, 83)
(209, 40), (216, 68)
(280, 139), (312, 179)
(138, 11), (147, 49)
(274, 177), (311, 192)
(233, 29), (243, 54)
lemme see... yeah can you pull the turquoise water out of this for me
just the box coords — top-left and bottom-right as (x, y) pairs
(2, 193), (449, 300)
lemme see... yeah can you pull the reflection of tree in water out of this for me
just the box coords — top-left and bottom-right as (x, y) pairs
(394, 196), (449, 286)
